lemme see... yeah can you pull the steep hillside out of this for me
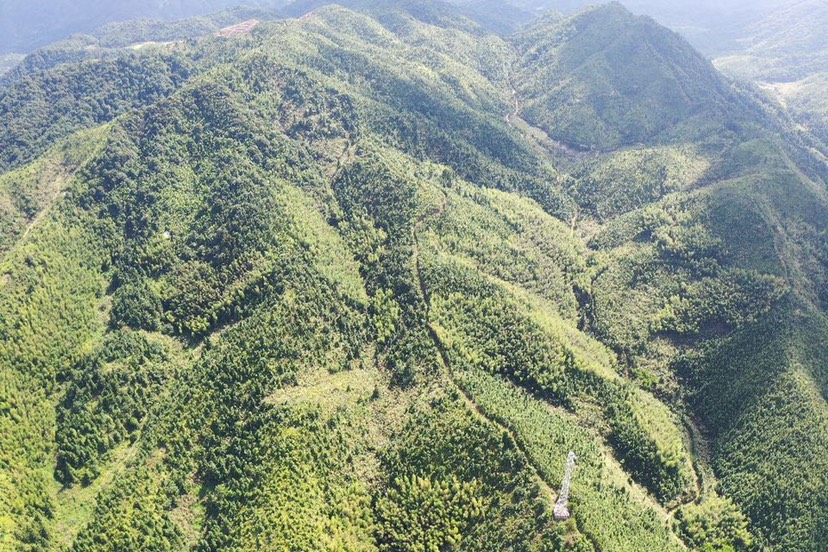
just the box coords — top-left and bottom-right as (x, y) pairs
(513, 4), (734, 151)
(0, 2), (826, 551)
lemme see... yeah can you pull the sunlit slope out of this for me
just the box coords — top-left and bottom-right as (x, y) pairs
(511, 6), (828, 550)
(0, 2), (825, 551)
(512, 4), (734, 151)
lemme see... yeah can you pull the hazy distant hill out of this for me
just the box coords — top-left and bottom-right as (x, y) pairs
(770, 73), (828, 144)
(0, 0), (289, 54)
(0, 0), (791, 57)
(461, 0), (789, 55)
(0, 6), (286, 90)
(0, 54), (24, 76)
(513, 3), (733, 150)
(715, 0), (828, 81)
(715, 0), (828, 147)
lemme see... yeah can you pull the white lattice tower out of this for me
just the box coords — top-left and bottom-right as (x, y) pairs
(554, 451), (577, 521)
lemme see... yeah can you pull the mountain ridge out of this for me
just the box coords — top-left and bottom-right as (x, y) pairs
(0, 2), (826, 551)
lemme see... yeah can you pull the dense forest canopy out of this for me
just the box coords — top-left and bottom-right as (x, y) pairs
(0, 1), (826, 551)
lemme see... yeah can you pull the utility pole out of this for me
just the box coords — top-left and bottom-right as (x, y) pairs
(554, 451), (577, 521)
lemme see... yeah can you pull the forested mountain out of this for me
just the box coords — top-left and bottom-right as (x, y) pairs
(0, 0), (290, 54)
(0, 2), (826, 551)
(456, 0), (789, 55)
(715, 0), (828, 81)
(715, 0), (828, 155)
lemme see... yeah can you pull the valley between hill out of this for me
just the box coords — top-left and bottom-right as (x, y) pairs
(0, 2), (826, 550)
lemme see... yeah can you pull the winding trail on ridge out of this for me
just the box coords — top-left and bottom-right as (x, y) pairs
(20, 173), (69, 242)
(505, 77), (520, 127)
(410, 189), (565, 514)
(499, 66), (704, 519)
(409, 186), (701, 548)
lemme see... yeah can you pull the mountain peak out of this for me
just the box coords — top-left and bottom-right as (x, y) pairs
(514, 2), (731, 150)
